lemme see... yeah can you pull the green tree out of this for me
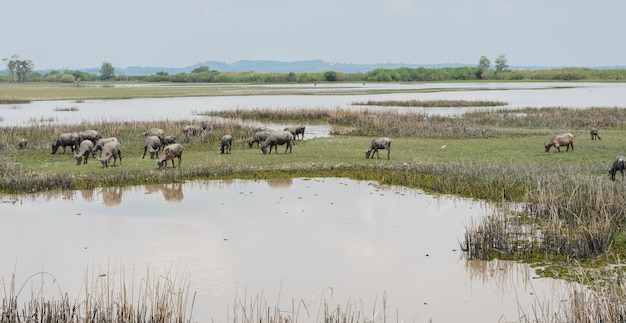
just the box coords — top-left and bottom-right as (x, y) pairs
(476, 55), (491, 79)
(324, 71), (338, 82)
(494, 55), (509, 74)
(2, 54), (34, 82)
(191, 66), (210, 73)
(99, 61), (115, 80)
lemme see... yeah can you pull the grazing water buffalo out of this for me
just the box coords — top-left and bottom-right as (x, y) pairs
(284, 126), (306, 140)
(183, 121), (211, 137)
(590, 127), (602, 140)
(158, 143), (183, 169)
(74, 139), (94, 165)
(261, 131), (294, 155)
(78, 129), (102, 144)
(17, 138), (28, 150)
(248, 130), (273, 148)
(366, 137), (392, 159)
(610, 156), (626, 181)
(143, 128), (165, 140)
(98, 141), (122, 168)
(545, 133), (574, 152)
(143, 135), (163, 159)
(52, 132), (81, 154)
(92, 137), (119, 158)
(220, 135), (233, 154)
(161, 135), (177, 145)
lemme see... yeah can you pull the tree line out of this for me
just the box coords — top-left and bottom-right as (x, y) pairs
(3, 55), (626, 84)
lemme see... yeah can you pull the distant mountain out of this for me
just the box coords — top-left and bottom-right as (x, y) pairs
(34, 60), (626, 76)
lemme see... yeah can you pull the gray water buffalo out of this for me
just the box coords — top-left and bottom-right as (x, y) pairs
(261, 131), (294, 155)
(143, 128), (165, 140)
(17, 138), (28, 150)
(158, 143), (184, 169)
(74, 139), (94, 165)
(143, 135), (163, 159)
(545, 133), (574, 152)
(52, 132), (81, 154)
(590, 127), (602, 140)
(98, 141), (122, 168)
(220, 135), (233, 154)
(365, 137), (392, 159)
(284, 126), (306, 140)
(248, 130), (273, 148)
(161, 135), (177, 145)
(610, 156), (626, 181)
(78, 129), (102, 144)
(183, 121), (211, 137)
(92, 137), (119, 158)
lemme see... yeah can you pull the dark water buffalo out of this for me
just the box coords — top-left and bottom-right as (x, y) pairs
(366, 137), (392, 159)
(610, 156), (626, 181)
(52, 132), (81, 154)
(545, 133), (574, 152)
(261, 131), (294, 155)
(590, 127), (602, 140)
(183, 121), (211, 137)
(220, 135), (233, 154)
(248, 130), (273, 148)
(284, 126), (306, 140)
(17, 138), (28, 150)
(158, 143), (184, 169)
(78, 129), (102, 144)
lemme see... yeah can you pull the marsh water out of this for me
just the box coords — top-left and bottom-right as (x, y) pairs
(0, 178), (569, 322)
(1, 82), (624, 321)
(2, 82), (626, 127)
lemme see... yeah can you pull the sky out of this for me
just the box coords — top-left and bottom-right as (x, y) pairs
(4, 0), (626, 70)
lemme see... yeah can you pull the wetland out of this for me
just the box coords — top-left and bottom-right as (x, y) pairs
(2, 82), (626, 322)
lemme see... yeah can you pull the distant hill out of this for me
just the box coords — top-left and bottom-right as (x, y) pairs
(34, 60), (626, 76)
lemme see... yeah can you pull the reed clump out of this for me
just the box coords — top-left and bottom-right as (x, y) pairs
(353, 99), (508, 107)
(0, 269), (194, 322)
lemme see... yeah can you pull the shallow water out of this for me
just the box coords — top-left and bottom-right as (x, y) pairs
(0, 178), (570, 322)
(2, 82), (626, 127)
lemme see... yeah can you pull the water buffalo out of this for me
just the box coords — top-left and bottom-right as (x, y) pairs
(78, 129), (102, 144)
(248, 130), (273, 148)
(545, 133), (574, 152)
(143, 128), (165, 140)
(98, 141), (122, 168)
(161, 135), (177, 145)
(590, 127), (602, 140)
(92, 137), (119, 158)
(284, 126), (306, 140)
(610, 156), (626, 181)
(220, 135), (233, 154)
(74, 139), (94, 165)
(158, 143), (184, 169)
(261, 131), (294, 155)
(366, 137), (392, 159)
(17, 138), (28, 150)
(142, 135), (163, 159)
(52, 132), (81, 154)
(183, 121), (211, 137)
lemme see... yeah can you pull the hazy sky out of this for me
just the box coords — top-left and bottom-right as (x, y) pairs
(4, 0), (625, 70)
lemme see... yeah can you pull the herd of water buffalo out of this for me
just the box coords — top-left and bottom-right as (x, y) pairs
(14, 125), (626, 180)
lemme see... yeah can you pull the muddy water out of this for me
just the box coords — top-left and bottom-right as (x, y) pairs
(0, 178), (570, 322)
(2, 82), (626, 126)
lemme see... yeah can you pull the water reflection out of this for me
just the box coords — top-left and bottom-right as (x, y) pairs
(0, 178), (572, 322)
